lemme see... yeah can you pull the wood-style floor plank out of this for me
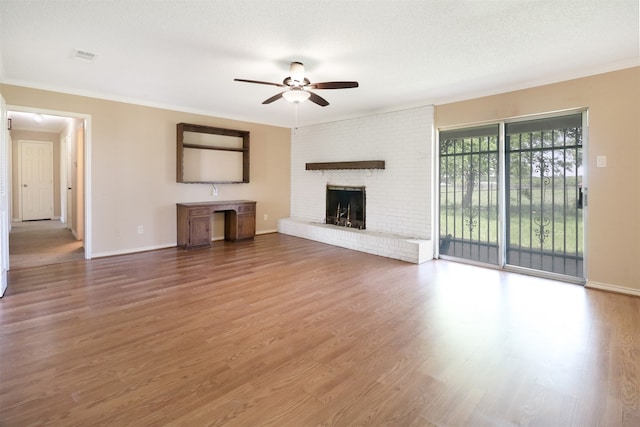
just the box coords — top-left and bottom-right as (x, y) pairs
(1, 233), (639, 426)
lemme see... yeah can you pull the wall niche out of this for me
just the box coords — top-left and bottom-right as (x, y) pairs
(176, 123), (250, 184)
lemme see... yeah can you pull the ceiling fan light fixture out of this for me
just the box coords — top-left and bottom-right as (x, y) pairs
(290, 61), (305, 85)
(283, 89), (310, 103)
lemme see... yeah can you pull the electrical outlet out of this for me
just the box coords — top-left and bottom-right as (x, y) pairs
(263, 214), (268, 221)
(137, 225), (143, 234)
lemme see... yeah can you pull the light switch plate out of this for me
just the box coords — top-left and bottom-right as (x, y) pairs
(596, 155), (607, 168)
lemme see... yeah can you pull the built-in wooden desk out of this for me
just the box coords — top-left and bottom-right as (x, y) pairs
(177, 200), (256, 249)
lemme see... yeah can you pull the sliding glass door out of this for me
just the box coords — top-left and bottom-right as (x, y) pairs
(505, 114), (584, 278)
(439, 125), (500, 265)
(438, 112), (585, 281)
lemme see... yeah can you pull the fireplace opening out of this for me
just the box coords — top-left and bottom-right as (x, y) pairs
(325, 185), (366, 229)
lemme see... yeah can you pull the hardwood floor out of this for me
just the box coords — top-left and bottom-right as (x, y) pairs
(1, 233), (638, 426)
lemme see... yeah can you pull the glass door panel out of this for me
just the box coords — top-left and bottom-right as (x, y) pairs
(439, 125), (500, 265)
(505, 114), (584, 279)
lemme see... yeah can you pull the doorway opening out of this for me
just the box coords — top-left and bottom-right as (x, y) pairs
(6, 107), (91, 269)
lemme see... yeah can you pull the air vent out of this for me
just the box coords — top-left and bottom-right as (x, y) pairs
(72, 48), (97, 62)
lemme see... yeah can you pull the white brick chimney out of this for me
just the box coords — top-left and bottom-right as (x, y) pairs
(278, 105), (435, 263)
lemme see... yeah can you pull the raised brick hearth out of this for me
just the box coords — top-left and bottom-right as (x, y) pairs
(278, 218), (432, 263)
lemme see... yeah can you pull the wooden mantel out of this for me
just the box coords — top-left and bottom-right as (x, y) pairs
(305, 160), (385, 170)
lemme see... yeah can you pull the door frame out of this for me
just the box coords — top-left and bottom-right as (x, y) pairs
(18, 140), (54, 221)
(1, 94), (8, 296)
(61, 134), (72, 227)
(436, 108), (588, 283)
(6, 105), (93, 260)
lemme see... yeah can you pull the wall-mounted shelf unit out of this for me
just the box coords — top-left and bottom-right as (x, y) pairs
(177, 123), (250, 184)
(305, 160), (385, 170)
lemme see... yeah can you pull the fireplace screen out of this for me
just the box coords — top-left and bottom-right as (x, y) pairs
(325, 185), (366, 229)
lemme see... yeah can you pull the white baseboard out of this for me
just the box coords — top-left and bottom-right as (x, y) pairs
(256, 229), (278, 235)
(12, 216), (61, 222)
(94, 232), (277, 259)
(92, 243), (177, 259)
(586, 280), (640, 297)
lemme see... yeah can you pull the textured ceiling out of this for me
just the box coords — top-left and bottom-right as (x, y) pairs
(1, 0), (638, 128)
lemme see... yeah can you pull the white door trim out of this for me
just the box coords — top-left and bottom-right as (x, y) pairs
(1, 94), (8, 296)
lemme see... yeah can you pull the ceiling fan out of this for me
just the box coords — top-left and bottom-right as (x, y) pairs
(234, 61), (358, 107)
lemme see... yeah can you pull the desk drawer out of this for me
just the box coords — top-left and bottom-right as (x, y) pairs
(238, 204), (255, 213)
(189, 207), (211, 216)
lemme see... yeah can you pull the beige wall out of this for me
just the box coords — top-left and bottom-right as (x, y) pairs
(0, 84), (292, 256)
(435, 67), (640, 293)
(10, 129), (62, 220)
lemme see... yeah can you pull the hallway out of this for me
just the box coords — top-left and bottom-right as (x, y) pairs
(9, 220), (84, 269)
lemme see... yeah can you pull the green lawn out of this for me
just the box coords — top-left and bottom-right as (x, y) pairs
(440, 185), (583, 254)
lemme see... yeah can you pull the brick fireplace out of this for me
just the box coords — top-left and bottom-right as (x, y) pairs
(278, 105), (435, 264)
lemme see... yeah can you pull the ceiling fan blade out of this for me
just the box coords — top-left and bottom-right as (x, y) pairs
(262, 92), (285, 104)
(310, 81), (359, 89)
(308, 92), (329, 107)
(234, 78), (286, 87)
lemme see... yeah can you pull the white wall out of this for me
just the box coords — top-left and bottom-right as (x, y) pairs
(290, 105), (434, 239)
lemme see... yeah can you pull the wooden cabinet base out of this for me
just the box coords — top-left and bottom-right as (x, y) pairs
(177, 200), (256, 249)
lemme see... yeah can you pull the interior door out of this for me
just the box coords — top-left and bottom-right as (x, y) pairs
(20, 140), (53, 221)
(1, 94), (9, 296)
